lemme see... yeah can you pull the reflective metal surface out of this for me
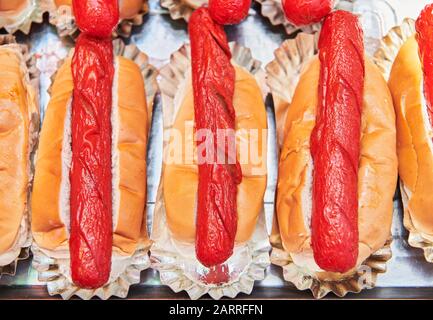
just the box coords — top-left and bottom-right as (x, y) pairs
(0, 0), (432, 299)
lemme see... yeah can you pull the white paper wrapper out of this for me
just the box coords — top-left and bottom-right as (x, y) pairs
(31, 40), (157, 300)
(0, 0), (44, 34)
(373, 19), (433, 263)
(40, 0), (150, 38)
(32, 243), (151, 300)
(271, 241), (392, 299)
(266, 32), (393, 299)
(151, 42), (271, 300)
(265, 32), (319, 148)
(0, 34), (39, 278)
(160, 0), (206, 21)
(373, 18), (415, 80)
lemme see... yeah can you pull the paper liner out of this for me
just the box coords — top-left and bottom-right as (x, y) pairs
(41, 0), (149, 39)
(160, 0), (206, 21)
(373, 18), (433, 263)
(399, 180), (433, 263)
(0, 35), (39, 278)
(31, 39), (157, 300)
(32, 243), (151, 300)
(266, 32), (393, 298)
(373, 18), (415, 80)
(0, 0), (44, 34)
(151, 42), (271, 300)
(271, 241), (392, 298)
(265, 32), (319, 148)
(0, 248), (30, 277)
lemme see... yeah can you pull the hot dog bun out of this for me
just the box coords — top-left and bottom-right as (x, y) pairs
(0, 44), (37, 264)
(119, 0), (144, 19)
(388, 35), (433, 243)
(163, 65), (267, 244)
(54, 0), (144, 19)
(276, 56), (397, 278)
(0, 0), (28, 13)
(31, 55), (149, 255)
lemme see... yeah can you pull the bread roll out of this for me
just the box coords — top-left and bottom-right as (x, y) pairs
(0, 44), (37, 264)
(163, 65), (267, 244)
(32, 56), (149, 255)
(54, 0), (144, 19)
(388, 35), (433, 242)
(276, 56), (397, 277)
(119, 0), (144, 19)
(0, 0), (28, 13)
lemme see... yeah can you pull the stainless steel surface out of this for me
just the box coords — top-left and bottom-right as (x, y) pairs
(0, 0), (432, 299)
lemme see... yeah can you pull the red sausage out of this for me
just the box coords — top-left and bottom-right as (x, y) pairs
(416, 4), (433, 127)
(73, 0), (119, 38)
(208, 0), (251, 25)
(281, 0), (333, 26)
(70, 34), (114, 289)
(310, 10), (364, 273)
(69, 0), (118, 289)
(189, 7), (242, 267)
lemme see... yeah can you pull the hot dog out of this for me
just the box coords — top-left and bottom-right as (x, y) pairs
(281, 0), (333, 26)
(208, 0), (251, 25)
(162, 7), (267, 269)
(387, 4), (433, 253)
(68, 0), (117, 288)
(276, 11), (397, 277)
(0, 39), (38, 268)
(72, 0), (118, 38)
(310, 10), (363, 273)
(32, 0), (149, 291)
(32, 55), (149, 265)
(189, 7), (242, 266)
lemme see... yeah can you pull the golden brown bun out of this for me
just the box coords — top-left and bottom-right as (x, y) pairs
(0, 45), (37, 254)
(54, 0), (144, 20)
(53, 0), (71, 7)
(31, 58), (70, 250)
(388, 35), (433, 240)
(31, 56), (148, 255)
(0, 0), (28, 12)
(163, 66), (267, 244)
(114, 57), (149, 252)
(119, 0), (144, 19)
(276, 56), (397, 269)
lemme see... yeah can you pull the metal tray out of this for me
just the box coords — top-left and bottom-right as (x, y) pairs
(1, 0), (433, 299)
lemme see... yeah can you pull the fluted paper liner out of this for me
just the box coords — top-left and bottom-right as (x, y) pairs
(0, 35), (39, 277)
(373, 18), (416, 80)
(152, 42), (270, 300)
(0, 0), (44, 34)
(40, 0), (149, 39)
(266, 32), (393, 299)
(266, 32), (319, 148)
(374, 19), (433, 263)
(31, 39), (157, 300)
